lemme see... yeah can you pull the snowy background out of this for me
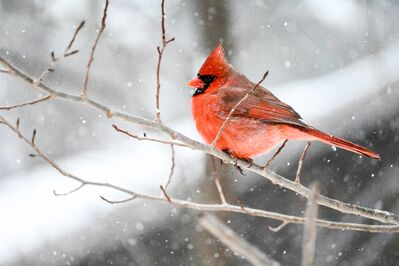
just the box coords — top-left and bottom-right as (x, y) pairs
(1, 0), (399, 265)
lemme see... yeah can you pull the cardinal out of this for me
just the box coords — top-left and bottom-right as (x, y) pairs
(187, 44), (380, 162)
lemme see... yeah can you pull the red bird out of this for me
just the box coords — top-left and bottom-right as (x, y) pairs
(187, 44), (380, 161)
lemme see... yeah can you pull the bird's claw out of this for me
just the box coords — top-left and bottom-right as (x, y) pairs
(222, 149), (252, 175)
(235, 165), (245, 175)
(244, 158), (254, 168)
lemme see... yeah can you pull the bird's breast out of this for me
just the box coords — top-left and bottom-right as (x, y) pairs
(191, 93), (225, 145)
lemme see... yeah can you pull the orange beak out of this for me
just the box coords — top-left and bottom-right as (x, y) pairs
(187, 77), (204, 88)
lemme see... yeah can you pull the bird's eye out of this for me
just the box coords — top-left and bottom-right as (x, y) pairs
(192, 74), (216, 96)
(197, 74), (216, 87)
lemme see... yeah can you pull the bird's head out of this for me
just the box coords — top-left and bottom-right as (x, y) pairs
(187, 44), (230, 96)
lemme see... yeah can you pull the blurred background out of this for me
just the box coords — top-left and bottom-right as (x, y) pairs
(1, 0), (399, 265)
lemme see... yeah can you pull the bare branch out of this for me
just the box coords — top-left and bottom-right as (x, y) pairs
(16, 118), (20, 131)
(33, 21), (85, 86)
(160, 185), (172, 202)
(100, 195), (137, 204)
(0, 95), (51, 110)
(199, 213), (281, 266)
(268, 221), (289, 233)
(1, 118), (86, 185)
(51, 51), (56, 62)
(2, 114), (399, 233)
(155, 0), (175, 122)
(0, 60), (12, 74)
(163, 144), (176, 190)
(160, 0), (167, 44)
(54, 183), (85, 196)
(295, 142), (311, 183)
(34, 65), (54, 85)
(31, 129), (37, 146)
(64, 50), (79, 57)
(112, 124), (189, 147)
(65, 20), (85, 53)
(301, 182), (319, 266)
(1, 56), (399, 226)
(264, 139), (288, 170)
(236, 197), (246, 211)
(211, 70), (269, 147)
(211, 156), (227, 205)
(81, 0), (109, 99)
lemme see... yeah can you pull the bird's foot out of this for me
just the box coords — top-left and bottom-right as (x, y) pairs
(235, 165), (245, 175)
(241, 157), (254, 168)
(222, 149), (253, 175)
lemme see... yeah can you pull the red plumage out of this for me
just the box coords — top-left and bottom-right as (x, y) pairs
(187, 44), (380, 160)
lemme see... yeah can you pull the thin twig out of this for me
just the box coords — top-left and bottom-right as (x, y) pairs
(112, 124), (189, 147)
(155, 0), (175, 122)
(65, 21), (85, 53)
(236, 197), (246, 211)
(264, 139), (288, 170)
(163, 144), (175, 189)
(34, 21), (85, 85)
(16, 118), (20, 131)
(100, 195), (137, 204)
(268, 221), (289, 233)
(1, 56), (399, 226)
(81, 0), (109, 99)
(34, 65), (54, 85)
(0, 95), (51, 110)
(54, 183), (85, 196)
(199, 213), (281, 266)
(160, 0), (167, 43)
(211, 70), (269, 147)
(296, 142), (311, 183)
(211, 156), (227, 204)
(31, 129), (37, 145)
(301, 182), (319, 266)
(160, 185), (172, 202)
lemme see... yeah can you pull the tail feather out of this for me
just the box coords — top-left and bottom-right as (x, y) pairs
(304, 128), (380, 159)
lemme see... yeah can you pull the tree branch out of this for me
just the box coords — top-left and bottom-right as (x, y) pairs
(81, 0), (109, 99)
(264, 139), (288, 169)
(163, 144), (176, 190)
(112, 124), (189, 147)
(155, 0), (175, 122)
(65, 20), (85, 53)
(296, 142), (311, 183)
(199, 213), (281, 266)
(0, 95), (51, 110)
(100, 195), (137, 204)
(34, 20), (85, 86)
(211, 156), (228, 205)
(54, 183), (85, 196)
(301, 182), (319, 266)
(1, 115), (399, 233)
(160, 185), (172, 202)
(1, 55), (399, 226)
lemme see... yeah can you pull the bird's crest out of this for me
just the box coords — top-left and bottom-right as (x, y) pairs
(198, 44), (229, 77)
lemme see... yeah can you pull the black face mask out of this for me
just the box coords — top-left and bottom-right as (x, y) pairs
(192, 74), (216, 96)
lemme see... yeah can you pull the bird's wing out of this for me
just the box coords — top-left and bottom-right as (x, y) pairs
(216, 85), (307, 127)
